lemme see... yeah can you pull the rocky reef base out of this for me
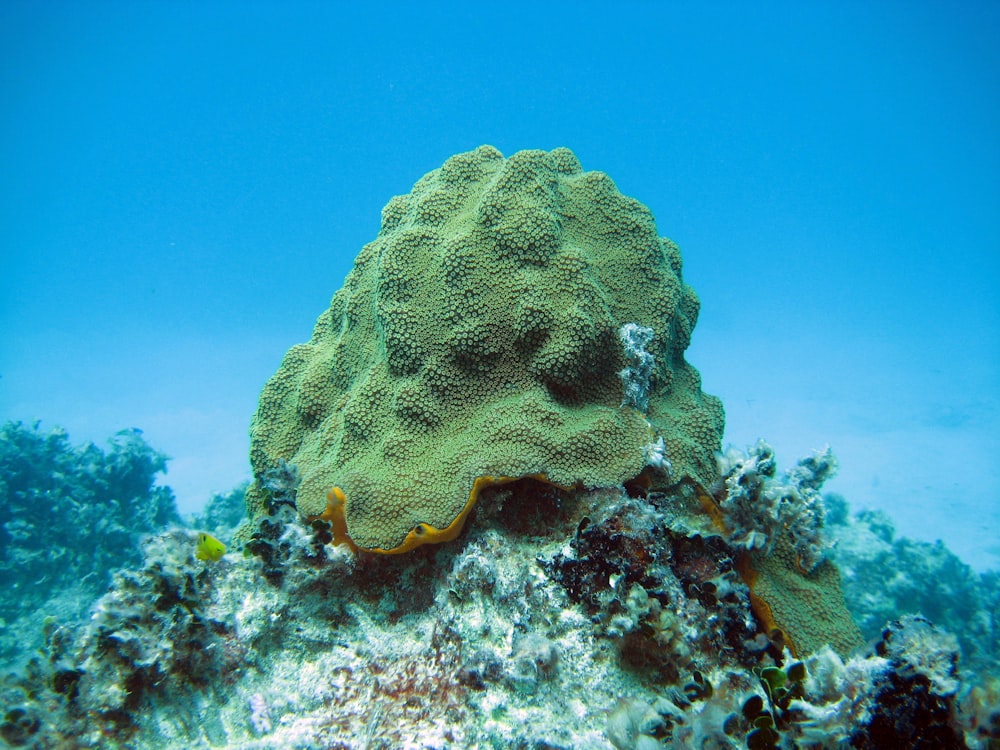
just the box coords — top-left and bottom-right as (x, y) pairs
(2, 459), (998, 749)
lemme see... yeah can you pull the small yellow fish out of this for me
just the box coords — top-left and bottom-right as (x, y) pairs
(195, 532), (226, 562)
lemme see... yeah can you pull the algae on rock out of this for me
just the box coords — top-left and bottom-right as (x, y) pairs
(243, 145), (724, 552)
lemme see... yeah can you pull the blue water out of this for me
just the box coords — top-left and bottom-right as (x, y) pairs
(1, 2), (998, 570)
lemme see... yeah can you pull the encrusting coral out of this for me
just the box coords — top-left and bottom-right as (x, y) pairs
(705, 441), (862, 658)
(242, 145), (724, 552)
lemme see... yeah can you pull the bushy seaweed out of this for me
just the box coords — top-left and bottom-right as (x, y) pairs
(0, 421), (180, 667)
(826, 494), (999, 680)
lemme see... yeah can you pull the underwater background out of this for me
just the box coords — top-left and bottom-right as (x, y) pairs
(2, 2), (998, 568)
(1, 2), (998, 748)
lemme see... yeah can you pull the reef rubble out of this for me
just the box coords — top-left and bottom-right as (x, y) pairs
(1, 458), (997, 749)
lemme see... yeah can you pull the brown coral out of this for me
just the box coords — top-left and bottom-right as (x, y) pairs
(243, 146), (724, 552)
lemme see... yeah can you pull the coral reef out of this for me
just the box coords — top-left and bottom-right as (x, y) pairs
(0, 529), (243, 747)
(959, 677), (1000, 749)
(826, 494), (1000, 680)
(4, 144), (996, 748)
(826, 494), (1000, 748)
(242, 145), (724, 552)
(858, 616), (967, 749)
(0, 421), (180, 669)
(0, 439), (995, 748)
(709, 441), (861, 657)
(602, 616), (974, 750)
(538, 490), (758, 685)
(715, 439), (833, 572)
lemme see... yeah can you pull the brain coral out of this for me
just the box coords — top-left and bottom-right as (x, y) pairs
(245, 146), (724, 552)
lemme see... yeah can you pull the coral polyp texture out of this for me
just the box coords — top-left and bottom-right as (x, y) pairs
(244, 145), (724, 552)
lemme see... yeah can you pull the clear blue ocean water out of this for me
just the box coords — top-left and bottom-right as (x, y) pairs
(1, 2), (998, 570)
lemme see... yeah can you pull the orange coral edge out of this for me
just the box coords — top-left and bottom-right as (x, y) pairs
(734, 551), (792, 652)
(316, 473), (558, 555)
(685, 477), (794, 655)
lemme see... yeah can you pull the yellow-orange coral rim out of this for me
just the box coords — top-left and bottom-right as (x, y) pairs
(320, 486), (359, 554)
(685, 478), (729, 534)
(317, 473), (563, 555)
(678, 478), (799, 654)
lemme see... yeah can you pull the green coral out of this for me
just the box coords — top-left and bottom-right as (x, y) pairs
(750, 528), (864, 658)
(243, 146), (724, 552)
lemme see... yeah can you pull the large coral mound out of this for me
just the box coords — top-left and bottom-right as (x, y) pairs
(245, 146), (724, 551)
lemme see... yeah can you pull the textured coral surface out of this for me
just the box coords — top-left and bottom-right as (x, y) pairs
(749, 531), (863, 657)
(246, 146), (724, 551)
